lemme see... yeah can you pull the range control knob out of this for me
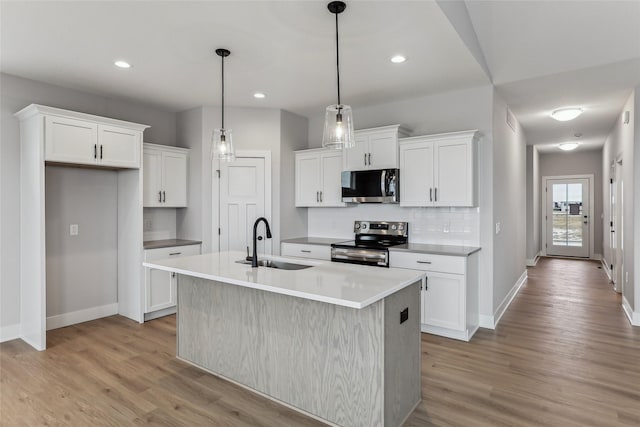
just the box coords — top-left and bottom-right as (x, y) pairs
(361, 223), (367, 229)
(355, 223), (361, 230)
(391, 224), (397, 230)
(399, 224), (404, 231)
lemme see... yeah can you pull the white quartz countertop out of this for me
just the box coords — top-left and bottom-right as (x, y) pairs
(143, 251), (425, 309)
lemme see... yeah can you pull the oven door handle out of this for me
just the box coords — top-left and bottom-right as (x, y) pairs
(380, 169), (386, 198)
(331, 247), (388, 264)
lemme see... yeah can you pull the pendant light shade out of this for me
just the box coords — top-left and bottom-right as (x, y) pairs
(212, 48), (235, 162)
(322, 1), (355, 149)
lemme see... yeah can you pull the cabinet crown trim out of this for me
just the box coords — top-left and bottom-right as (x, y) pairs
(144, 142), (189, 154)
(14, 104), (150, 131)
(355, 124), (411, 136)
(399, 129), (479, 144)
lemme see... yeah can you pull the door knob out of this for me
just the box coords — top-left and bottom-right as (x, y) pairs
(257, 236), (263, 241)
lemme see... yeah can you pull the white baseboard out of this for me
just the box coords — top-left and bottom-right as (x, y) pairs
(622, 297), (640, 326)
(46, 303), (118, 331)
(480, 270), (528, 330)
(420, 323), (476, 342)
(0, 323), (20, 343)
(526, 252), (541, 267)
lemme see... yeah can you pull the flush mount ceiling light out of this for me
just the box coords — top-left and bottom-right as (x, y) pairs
(211, 48), (235, 162)
(322, 1), (354, 150)
(253, 92), (266, 99)
(558, 142), (579, 151)
(390, 55), (406, 63)
(114, 60), (131, 69)
(550, 107), (583, 122)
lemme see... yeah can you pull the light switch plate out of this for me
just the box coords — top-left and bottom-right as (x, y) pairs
(495, 222), (501, 235)
(70, 224), (79, 236)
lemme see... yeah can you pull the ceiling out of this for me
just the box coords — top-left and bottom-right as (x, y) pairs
(2, 1), (639, 154)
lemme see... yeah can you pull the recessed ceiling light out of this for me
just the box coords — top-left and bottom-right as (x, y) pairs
(550, 107), (583, 121)
(391, 55), (406, 64)
(114, 60), (131, 69)
(558, 142), (579, 151)
(253, 92), (266, 99)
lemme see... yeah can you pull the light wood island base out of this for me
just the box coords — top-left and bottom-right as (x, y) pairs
(177, 275), (421, 427)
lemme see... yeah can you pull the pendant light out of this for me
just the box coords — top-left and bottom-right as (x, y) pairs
(322, 1), (354, 150)
(212, 48), (235, 162)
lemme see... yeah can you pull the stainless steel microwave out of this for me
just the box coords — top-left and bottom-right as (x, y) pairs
(341, 168), (399, 203)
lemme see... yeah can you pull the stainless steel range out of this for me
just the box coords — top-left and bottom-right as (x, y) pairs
(331, 221), (408, 267)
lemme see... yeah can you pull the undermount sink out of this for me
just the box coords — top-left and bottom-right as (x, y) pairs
(235, 259), (313, 270)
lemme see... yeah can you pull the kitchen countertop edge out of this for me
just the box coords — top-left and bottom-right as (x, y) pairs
(143, 239), (203, 250)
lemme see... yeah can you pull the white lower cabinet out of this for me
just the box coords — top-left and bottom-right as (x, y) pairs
(144, 244), (200, 316)
(281, 243), (331, 260)
(390, 250), (479, 341)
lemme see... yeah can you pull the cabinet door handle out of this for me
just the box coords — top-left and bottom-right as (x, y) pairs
(425, 277), (428, 291)
(316, 191), (319, 202)
(172, 272), (176, 278)
(301, 250), (311, 253)
(416, 260), (432, 264)
(434, 188), (438, 202)
(100, 145), (103, 159)
(158, 191), (162, 202)
(320, 191), (323, 202)
(162, 191), (166, 202)
(169, 252), (182, 256)
(94, 144), (97, 159)
(430, 188), (433, 202)
(364, 153), (367, 166)
(368, 153), (371, 165)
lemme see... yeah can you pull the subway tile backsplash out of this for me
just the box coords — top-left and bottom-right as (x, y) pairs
(307, 205), (480, 246)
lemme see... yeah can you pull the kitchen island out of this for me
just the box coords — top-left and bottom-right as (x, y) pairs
(144, 251), (425, 427)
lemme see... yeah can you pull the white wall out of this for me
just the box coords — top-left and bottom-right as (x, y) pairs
(491, 91), (527, 319)
(526, 145), (541, 261)
(602, 90), (635, 312)
(307, 85), (496, 319)
(539, 149), (603, 256)
(634, 87), (640, 315)
(143, 208), (177, 241)
(0, 73), (177, 335)
(45, 167), (118, 317)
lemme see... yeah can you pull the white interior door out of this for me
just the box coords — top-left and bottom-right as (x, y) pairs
(219, 157), (271, 256)
(546, 178), (590, 257)
(612, 159), (623, 293)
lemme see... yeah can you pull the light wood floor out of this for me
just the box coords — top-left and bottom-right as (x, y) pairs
(2, 257), (639, 426)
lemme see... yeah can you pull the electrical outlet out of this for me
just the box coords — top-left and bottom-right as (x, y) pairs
(70, 224), (79, 236)
(495, 222), (501, 235)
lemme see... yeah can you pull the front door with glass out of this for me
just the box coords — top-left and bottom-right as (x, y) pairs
(546, 178), (590, 258)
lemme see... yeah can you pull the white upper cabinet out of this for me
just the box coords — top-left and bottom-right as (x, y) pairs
(29, 105), (148, 168)
(143, 143), (189, 208)
(295, 149), (345, 207)
(343, 125), (409, 171)
(399, 130), (479, 207)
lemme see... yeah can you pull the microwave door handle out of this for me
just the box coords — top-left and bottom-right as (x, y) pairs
(380, 169), (386, 197)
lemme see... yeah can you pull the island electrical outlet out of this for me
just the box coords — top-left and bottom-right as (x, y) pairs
(400, 307), (409, 324)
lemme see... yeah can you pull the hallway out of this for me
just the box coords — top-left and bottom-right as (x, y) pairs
(409, 257), (640, 426)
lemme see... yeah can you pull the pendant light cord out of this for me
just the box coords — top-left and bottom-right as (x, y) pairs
(335, 10), (341, 106)
(221, 54), (225, 129)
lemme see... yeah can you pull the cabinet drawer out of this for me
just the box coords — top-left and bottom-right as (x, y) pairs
(389, 251), (465, 274)
(144, 244), (200, 261)
(281, 243), (330, 261)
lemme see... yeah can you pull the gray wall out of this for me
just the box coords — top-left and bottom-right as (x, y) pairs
(45, 167), (118, 316)
(176, 106), (308, 255)
(492, 91), (527, 314)
(0, 73), (177, 333)
(602, 90), (635, 311)
(307, 85), (497, 319)
(279, 110), (309, 241)
(526, 145), (541, 261)
(539, 149), (604, 256)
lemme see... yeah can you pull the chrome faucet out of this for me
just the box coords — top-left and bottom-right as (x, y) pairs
(251, 217), (272, 268)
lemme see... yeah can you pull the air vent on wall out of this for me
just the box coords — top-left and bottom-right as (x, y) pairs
(506, 107), (516, 132)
